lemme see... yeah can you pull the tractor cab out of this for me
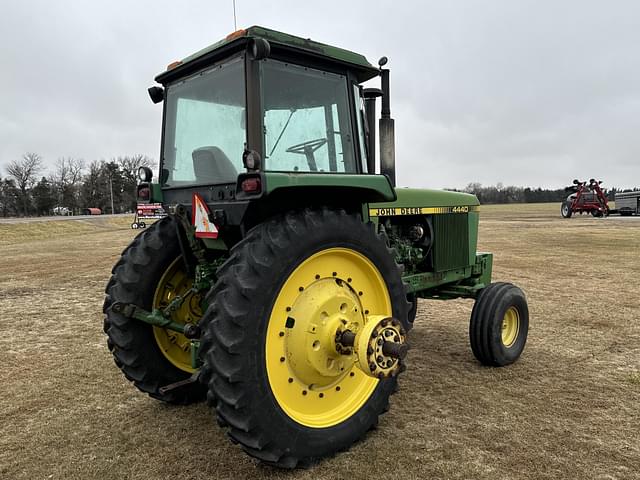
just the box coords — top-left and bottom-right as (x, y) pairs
(147, 26), (391, 211)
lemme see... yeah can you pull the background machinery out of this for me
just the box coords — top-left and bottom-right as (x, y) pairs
(103, 26), (530, 468)
(561, 178), (640, 218)
(561, 179), (610, 218)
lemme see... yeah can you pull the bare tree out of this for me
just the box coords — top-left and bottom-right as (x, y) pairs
(52, 157), (85, 210)
(116, 155), (155, 184)
(5, 152), (43, 216)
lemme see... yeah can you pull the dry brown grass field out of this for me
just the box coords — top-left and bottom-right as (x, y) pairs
(1, 204), (638, 480)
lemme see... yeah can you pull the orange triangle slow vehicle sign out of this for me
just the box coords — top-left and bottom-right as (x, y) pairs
(192, 193), (218, 239)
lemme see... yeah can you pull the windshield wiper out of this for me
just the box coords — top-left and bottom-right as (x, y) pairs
(267, 109), (296, 158)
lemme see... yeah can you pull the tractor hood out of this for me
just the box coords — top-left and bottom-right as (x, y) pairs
(371, 188), (480, 211)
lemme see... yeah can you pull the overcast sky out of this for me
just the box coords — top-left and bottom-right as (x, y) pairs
(1, 1), (639, 189)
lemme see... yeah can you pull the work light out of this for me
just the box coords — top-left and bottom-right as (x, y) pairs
(137, 166), (153, 182)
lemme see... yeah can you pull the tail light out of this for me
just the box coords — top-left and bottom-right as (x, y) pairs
(137, 187), (150, 201)
(241, 177), (261, 194)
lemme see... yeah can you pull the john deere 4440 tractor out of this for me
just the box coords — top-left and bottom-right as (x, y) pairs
(104, 26), (529, 468)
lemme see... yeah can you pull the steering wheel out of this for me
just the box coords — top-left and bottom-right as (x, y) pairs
(286, 138), (328, 171)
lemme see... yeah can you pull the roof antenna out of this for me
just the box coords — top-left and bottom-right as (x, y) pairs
(232, 0), (237, 30)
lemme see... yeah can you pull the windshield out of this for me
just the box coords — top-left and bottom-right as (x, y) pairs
(261, 60), (357, 173)
(162, 56), (246, 187)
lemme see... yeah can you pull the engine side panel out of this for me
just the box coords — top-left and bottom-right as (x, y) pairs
(369, 188), (487, 298)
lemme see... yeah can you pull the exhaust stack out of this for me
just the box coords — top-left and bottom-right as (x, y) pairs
(379, 65), (396, 187)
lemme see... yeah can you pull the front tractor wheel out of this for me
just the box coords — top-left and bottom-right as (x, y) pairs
(469, 282), (529, 366)
(200, 209), (411, 468)
(103, 217), (206, 404)
(561, 202), (572, 218)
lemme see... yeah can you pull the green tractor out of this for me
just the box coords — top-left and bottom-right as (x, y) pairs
(103, 26), (529, 468)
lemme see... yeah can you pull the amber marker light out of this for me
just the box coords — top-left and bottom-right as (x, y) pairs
(225, 28), (247, 41)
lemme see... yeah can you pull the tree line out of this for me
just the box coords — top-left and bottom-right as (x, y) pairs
(455, 182), (638, 204)
(1, 153), (155, 217)
(2, 155), (637, 216)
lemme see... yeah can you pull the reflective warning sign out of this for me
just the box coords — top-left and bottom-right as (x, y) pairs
(192, 193), (218, 239)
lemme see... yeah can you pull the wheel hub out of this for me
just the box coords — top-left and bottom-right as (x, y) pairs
(152, 257), (202, 372)
(285, 280), (408, 386)
(501, 306), (520, 348)
(285, 279), (362, 387)
(353, 315), (407, 379)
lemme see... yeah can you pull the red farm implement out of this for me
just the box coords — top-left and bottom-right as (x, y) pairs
(131, 202), (167, 229)
(561, 179), (610, 218)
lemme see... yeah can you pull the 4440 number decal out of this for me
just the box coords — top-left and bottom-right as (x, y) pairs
(369, 205), (479, 217)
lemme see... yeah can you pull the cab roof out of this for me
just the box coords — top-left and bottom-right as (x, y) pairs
(155, 26), (380, 84)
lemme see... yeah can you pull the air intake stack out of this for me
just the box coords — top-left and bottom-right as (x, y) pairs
(378, 59), (396, 187)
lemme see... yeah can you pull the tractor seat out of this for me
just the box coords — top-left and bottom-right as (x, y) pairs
(192, 146), (238, 184)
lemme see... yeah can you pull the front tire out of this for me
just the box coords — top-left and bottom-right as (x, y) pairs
(103, 217), (206, 404)
(561, 202), (572, 218)
(469, 282), (529, 366)
(199, 209), (410, 467)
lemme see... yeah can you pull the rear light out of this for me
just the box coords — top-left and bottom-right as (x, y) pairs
(138, 187), (150, 200)
(241, 177), (261, 194)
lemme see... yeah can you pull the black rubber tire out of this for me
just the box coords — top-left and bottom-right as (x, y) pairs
(591, 210), (603, 218)
(103, 216), (206, 404)
(469, 282), (529, 367)
(199, 208), (410, 468)
(407, 293), (418, 324)
(561, 202), (572, 218)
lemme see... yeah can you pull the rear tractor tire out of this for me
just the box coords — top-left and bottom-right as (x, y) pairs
(469, 282), (529, 367)
(199, 209), (411, 468)
(407, 293), (418, 324)
(103, 217), (206, 404)
(561, 202), (572, 218)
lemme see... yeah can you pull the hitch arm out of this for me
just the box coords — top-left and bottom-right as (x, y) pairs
(111, 302), (187, 334)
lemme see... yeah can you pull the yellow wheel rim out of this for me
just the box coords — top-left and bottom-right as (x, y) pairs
(265, 247), (392, 428)
(501, 306), (520, 348)
(152, 257), (202, 373)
